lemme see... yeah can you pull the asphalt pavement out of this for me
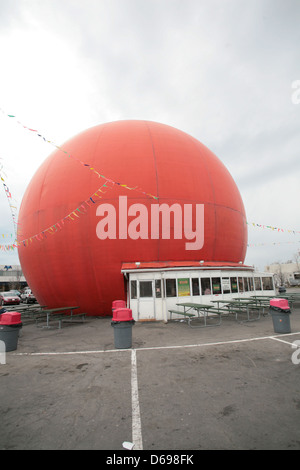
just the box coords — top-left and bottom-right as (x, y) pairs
(1, 296), (300, 451)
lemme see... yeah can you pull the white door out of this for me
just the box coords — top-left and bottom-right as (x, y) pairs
(138, 280), (155, 320)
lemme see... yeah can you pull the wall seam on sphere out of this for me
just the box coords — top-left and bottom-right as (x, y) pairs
(144, 121), (160, 261)
(88, 123), (109, 307)
(188, 136), (217, 260)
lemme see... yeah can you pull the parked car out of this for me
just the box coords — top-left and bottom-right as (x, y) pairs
(8, 290), (21, 299)
(20, 288), (36, 304)
(0, 291), (21, 306)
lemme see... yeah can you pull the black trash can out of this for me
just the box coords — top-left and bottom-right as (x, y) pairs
(269, 299), (291, 334)
(0, 312), (22, 352)
(111, 308), (135, 349)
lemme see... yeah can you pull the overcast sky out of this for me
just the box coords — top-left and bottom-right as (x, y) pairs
(0, 0), (299, 271)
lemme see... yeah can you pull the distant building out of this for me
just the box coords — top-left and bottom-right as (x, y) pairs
(0, 265), (27, 291)
(265, 262), (300, 287)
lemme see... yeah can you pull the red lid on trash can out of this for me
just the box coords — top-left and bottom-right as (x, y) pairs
(112, 300), (126, 309)
(270, 298), (289, 310)
(0, 312), (22, 325)
(112, 308), (133, 321)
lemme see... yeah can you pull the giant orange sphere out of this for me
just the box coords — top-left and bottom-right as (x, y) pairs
(18, 120), (247, 315)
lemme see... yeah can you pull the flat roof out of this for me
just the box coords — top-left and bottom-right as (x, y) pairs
(121, 260), (254, 273)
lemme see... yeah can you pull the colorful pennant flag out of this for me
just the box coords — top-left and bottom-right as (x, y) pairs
(0, 107), (158, 201)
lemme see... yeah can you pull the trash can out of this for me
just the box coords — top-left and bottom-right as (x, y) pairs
(0, 312), (22, 352)
(0, 307), (7, 322)
(112, 300), (126, 315)
(269, 298), (291, 334)
(111, 308), (135, 349)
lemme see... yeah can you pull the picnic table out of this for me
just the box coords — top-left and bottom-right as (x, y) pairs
(251, 294), (295, 310)
(274, 294), (296, 309)
(4, 304), (47, 324)
(211, 299), (261, 322)
(37, 306), (84, 329)
(250, 296), (273, 313)
(168, 302), (222, 327)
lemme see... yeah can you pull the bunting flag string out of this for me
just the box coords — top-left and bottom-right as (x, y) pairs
(0, 107), (158, 201)
(13, 178), (115, 249)
(0, 160), (19, 246)
(246, 221), (300, 235)
(247, 240), (300, 248)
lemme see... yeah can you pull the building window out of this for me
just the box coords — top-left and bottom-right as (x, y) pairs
(155, 280), (162, 298)
(192, 278), (200, 296)
(212, 277), (221, 295)
(166, 279), (177, 297)
(230, 277), (238, 293)
(177, 278), (190, 296)
(244, 278), (249, 292)
(139, 281), (153, 297)
(238, 277), (244, 292)
(254, 277), (262, 291)
(248, 277), (254, 291)
(262, 277), (273, 290)
(201, 278), (211, 295)
(222, 277), (231, 294)
(131, 280), (137, 299)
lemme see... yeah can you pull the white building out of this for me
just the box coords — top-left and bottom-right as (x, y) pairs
(0, 265), (27, 291)
(121, 261), (275, 322)
(265, 262), (300, 287)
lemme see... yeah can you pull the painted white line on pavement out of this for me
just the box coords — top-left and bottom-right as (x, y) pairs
(12, 331), (300, 356)
(131, 349), (143, 450)
(269, 336), (296, 346)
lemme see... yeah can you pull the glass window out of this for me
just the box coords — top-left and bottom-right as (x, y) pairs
(238, 277), (244, 293)
(212, 277), (221, 295)
(254, 277), (262, 291)
(201, 278), (211, 295)
(155, 279), (162, 298)
(166, 279), (177, 297)
(248, 277), (254, 291)
(262, 277), (273, 290)
(230, 277), (238, 293)
(192, 278), (200, 296)
(139, 281), (153, 297)
(177, 278), (190, 296)
(244, 278), (249, 292)
(130, 280), (137, 299)
(222, 277), (231, 294)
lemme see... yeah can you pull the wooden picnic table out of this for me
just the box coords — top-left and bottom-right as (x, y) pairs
(173, 302), (222, 327)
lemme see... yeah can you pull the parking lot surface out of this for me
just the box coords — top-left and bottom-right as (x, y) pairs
(1, 303), (300, 450)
